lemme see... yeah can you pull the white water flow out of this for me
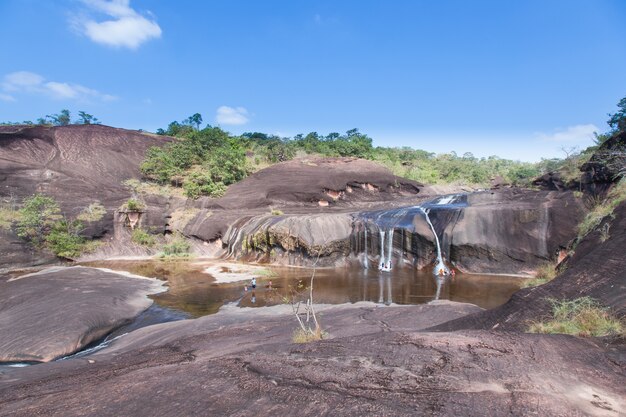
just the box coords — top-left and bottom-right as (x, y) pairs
(435, 194), (457, 205)
(378, 230), (386, 270)
(419, 207), (448, 275)
(363, 228), (369, 269)
(385, 228), (394, 269)
(377, 228), (394, 272)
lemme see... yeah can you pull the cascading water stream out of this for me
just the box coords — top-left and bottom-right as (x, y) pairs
(378, 230), (386, 270)
(385, 228), (394, 270)
(419, 207), (449, 275)
(363, 228), (369, 269)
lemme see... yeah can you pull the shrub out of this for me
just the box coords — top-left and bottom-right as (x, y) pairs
(161, 238), (191, 256)
(528, 297), (624, 337)
(45, 219), (86, 258)
(125, 199), (144, 211)
(131, 228), (156, 246)
(16, 194), (61, 245)
(271, 208), (283, 216)
(292, 328), (323, 344)
(182, 171), (227, 198)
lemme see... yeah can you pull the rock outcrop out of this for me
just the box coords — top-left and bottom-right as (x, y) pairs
(580, 130), (626, 194)
(182, 157), (423, 243)
(220, 189), (585, 273)
(432, 199), (626, 332)
(1, 302), (623, 416)
(0, 125), (174, 269)
(0, 266), (165, 363)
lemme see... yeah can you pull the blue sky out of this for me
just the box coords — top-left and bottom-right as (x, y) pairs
(1, 0), (625, 161)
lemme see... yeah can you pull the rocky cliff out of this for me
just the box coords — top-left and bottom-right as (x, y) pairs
(0, 124), (173, 269)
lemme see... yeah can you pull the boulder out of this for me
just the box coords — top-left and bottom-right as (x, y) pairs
(0, 266), (165, 363)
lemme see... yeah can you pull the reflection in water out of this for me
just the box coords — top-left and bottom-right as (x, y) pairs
(434, 276), (445, 300)
(82, 260), (524, 318)
(378, 275), (393, 305)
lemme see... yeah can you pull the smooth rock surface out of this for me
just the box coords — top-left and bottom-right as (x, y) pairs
(0, 266), (165, 363)
(433, 200), (626, 332)
(0, 302), (623, 417)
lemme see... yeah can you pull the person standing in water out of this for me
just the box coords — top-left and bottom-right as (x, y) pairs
(251, 277), (257, 289)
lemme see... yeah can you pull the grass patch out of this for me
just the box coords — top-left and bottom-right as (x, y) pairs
(577, 179), (626, 240)
(521, 263), (557, 288)
(270, 208), (284, 216)
(169, 207), (201, 231)
(76, 202), (107, 222)
(131, 228), (156, 247)
(291, 328), (324, 344)
(123, 179), (186, 198)
(0, 208), (22, 231)
(528, 297), (624, 337)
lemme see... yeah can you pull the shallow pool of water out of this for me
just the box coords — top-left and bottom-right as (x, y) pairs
(84, 259), (524, 317)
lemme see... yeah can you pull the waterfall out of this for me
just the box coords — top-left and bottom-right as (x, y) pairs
(363, 227), (369, 269)
(352, 193), (465, 275)
(435, 194), (457, 205)
(377, 228), (393, 272)
(385, 228), (394, 270)
(378, 230), (386, 270)
(419, 207), (448, 275)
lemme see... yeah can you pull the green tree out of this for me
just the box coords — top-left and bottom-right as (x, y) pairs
(185, 113), (203, 130)
(77, 111), (99, 125)
(46, 109), (71, 126)
(607, 96), (626, 133)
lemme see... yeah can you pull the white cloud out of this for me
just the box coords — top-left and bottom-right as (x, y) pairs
(0, 93), (15, 102)
(2, 71), (45, 91)
(216, 106), (250, 125)
(1, 71), (117, 102)
(75, 0), (162, 49)
(535, 124), (599, 143)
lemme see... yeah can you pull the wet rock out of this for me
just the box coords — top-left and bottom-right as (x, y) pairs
(433, 200), (626, 332)
(224, 213), (354, 266)
(447, 189), (585, 273)
(0, 266), (165, 363)
(224, 189), (585, 274)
